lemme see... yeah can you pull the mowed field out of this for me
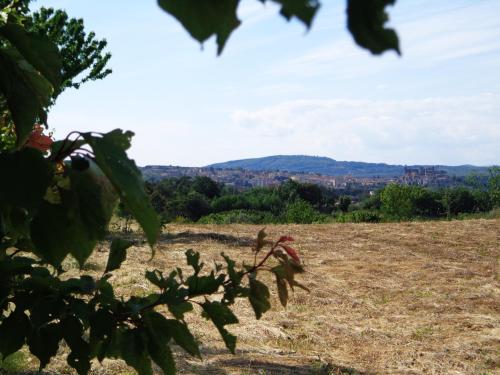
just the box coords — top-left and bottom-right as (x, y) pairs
(7, 219), (500, 375)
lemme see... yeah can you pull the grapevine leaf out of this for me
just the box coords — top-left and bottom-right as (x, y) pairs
(276, 275), (288, 307)
(157, 0), (241, 55)
(263, 0), (320, 28)
(105, 237), (133, 273)
(0, 22), (62, 87)
(0, 47), (53, 146)
(28, 322), (63, 370)
(347, 0), (400, 55)
(0, 310), (30, 359)
(202, 300), (238, 354)
(248, 276), (271, 319)
(82, 130), (160, 247)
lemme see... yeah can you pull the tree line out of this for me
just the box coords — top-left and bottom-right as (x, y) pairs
(139, 167), (500, 225)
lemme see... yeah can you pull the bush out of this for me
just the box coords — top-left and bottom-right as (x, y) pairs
(334, 210), (382, 223)
(285, 200), (327, 224)
(198, 210), (277, 224)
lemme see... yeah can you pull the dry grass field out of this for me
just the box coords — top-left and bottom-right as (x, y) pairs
(3, 219), (499, 375)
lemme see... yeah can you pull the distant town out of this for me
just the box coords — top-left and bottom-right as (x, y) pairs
(141, 164), (457, 190)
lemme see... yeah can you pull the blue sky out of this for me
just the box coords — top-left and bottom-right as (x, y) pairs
(38, 0), (500, 166)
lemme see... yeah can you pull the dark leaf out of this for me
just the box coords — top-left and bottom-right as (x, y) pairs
(0, 148), (52, 211)
(0, 22), (62, 87)
(61, 316), (91, 375)
(264, 0), (320, 28)
(163, 318), (201, 358)
(185, 249), (203, 274)
(167, 301), (193, 320)
(248, 276), (271, 319)
(105, 237), (133, 273)
(187, 273), (225, 297)
(28, 322), (63, 370)
(158, 0), (241, 55)
(115, 329), (153, 375)
(30, 202), (93, 267)
(0, 47), (53, 146)
(0, 310), (30, 359)
(82, 130), (160, 247)
(202, 300), (238, 354)
(60, 275), (96, 294)
(347, 0), (400, 55)
(276, 275), (288, 307)
(143, 313), (177, 374)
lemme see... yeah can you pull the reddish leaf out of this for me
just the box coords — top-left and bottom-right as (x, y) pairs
(278, 235), (294, 243)
(279, 244), (300, 263)
(25, 124), (53, 153)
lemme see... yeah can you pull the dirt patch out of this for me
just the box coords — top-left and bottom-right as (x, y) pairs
(8, 219), (500, 374)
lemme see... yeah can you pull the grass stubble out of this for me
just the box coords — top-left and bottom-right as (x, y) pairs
(2, 219), (499, 375)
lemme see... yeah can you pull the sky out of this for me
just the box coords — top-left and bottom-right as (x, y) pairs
(37, 0), (500, 167)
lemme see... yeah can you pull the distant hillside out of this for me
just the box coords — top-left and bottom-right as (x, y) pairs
(206, 155), (491, 177)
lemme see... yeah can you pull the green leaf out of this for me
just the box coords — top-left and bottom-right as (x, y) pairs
(167, 301), (193, 320)
(147, 337), (175, 375)
(248, 276), (271, 319)
(31, 157), (118, 267)
(89, 309), (116, 360)
(347, 0), (400, 55)
(30, 202), (77, 266)
(105, 237), (133, 273)
(142, 311), (176, 374)
(0, 310), (30, 359)
(202, 300), (238, 354)
(264, 0), (320, 28)
(164, 318), (201, 358)
(82, 130), (160, 247)
(158, 0), (241, 55)
(187, 273), (225, 297)
(61, 316), (91, 375)
(28, 322), (63, 370)
(0, 148), (52, 211)
(0, 47), (53, 146)
(0, 22), (62, 87)
(185, 249), (203, 274)
(114, 329), (153, 375)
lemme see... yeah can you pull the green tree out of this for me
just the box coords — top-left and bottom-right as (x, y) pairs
(380, 184), (415, 220)
(339, 195), (352, 213)
(488, 167), (500, 207)
(0, 1), (111, 150)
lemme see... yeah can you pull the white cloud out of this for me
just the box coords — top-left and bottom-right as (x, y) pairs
(230, 94), (500, 165)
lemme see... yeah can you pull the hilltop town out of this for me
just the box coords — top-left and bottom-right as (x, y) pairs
(140, 164), (455, 190)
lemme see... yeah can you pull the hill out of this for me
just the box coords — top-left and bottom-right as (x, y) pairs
(207, 155), (491, 177)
